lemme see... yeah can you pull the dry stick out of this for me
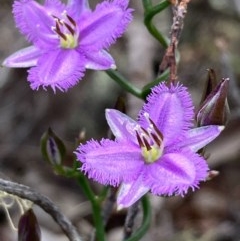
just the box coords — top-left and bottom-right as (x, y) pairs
(0, 178), (83, 241)
(159, 0), (191, 83)
(123, 200), (140, 240)
(102, 187), (117, 226)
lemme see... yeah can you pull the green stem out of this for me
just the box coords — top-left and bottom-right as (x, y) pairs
(60, 166), (106, 241)
(76, 176), (106, 241)
(105, 69), (143, 99)
(124, 195), (151, 241)
(142, 0), (152, 10)
(99, 186), (109, 202)
(143, 0), (170, 47)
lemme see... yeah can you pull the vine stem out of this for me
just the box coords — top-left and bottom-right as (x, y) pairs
(105, 69), (143, 99)
(143, 0), (170, 47)
(61, 166), (106, 241)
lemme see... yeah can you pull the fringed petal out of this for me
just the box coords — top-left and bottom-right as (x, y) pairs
(145, 150), (209, 196)
(139, 82), (194, 146)
(28, 49), (85, 92)
(13, 0), (62, 45)
(80, 0), (133, 50)
(76, 139), (143, 186)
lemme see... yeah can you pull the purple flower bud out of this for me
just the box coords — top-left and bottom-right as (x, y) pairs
(196, 78), (229, 126)
(18, 209), (41, 241)
(41, 128), (66, 166)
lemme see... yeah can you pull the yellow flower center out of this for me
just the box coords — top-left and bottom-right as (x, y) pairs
(142, 145), (163, 163)
(135, 113), (164, 164)
(60, 34), (78, 49)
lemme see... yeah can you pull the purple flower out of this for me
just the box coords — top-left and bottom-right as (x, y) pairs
(75, 82), (224, 208)
(2, 0), (132, 92)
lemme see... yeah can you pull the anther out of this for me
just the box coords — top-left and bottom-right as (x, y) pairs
(52, 15), (60, 21)
(141, 127), (149, 136)
(136, 131), (144, 147)
(149, 118), (164, 141)
(142, 136), (151, 151)
(66, 14), (76, 27)
(54, 28), (67, 40)
(55, 21), (61, 32)
(150, 133), (162, 146)
(64, 22), (75, 35)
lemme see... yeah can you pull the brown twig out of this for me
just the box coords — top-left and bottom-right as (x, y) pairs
(102, 187), (117, 226)
(123, 201), (140, 240)
(0, 178), (82, 241)
(159, 0), (191, 84)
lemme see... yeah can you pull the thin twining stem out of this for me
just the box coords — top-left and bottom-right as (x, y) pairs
(0, 178), (83, 241)
(105, 69), (143, 99)
(143, 0), (170, 47)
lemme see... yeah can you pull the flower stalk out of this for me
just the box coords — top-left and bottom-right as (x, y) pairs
(143, 0), (170, 47)
(105, 69), (143, 99)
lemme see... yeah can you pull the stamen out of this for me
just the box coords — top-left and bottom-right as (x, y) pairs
(52, 14), (60, 21)
(55, 28), (67, 40)
(51, 11), (79, 49)
(59, 20), (65, 26)
(149, 118), (164, 141)
(66, 14), (77, 27)
(64, 22), (75, 35)
(141, 127), (149, 136)
(142, 136), (151, 151)
(136, 131), (144, 147)
(150, 133), (162, 146)
(55, 21), (61, 32)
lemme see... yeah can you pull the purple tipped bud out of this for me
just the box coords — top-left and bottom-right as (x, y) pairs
(196, 78), (229, 126)
(18, 209), (41, 241)
(41, 128), (66, 166)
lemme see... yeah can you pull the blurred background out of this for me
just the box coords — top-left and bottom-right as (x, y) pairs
(1, 0), (240, 240)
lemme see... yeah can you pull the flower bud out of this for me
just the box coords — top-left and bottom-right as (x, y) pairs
(199, 69), (218, 104)
(41, 128), (66, 166)
(18, 209), (41, 241)
(196, 78), (229, 126)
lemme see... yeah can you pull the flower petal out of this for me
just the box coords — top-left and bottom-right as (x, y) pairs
(145, 150), (208, 196)
(67, 0), (91, 18)
(105, 109), (138, 143)
(2, 46), (41, 68)
(117, 176), (149, 209)
(13, 0), (63, 46)
(76, 139), (143, 186)
(80, 0), (133, 50)
(181, 125), (224, 152)
(139, 83), (194, 146)
(28, 49), (85, 92)
(84, 50), (116, 70)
